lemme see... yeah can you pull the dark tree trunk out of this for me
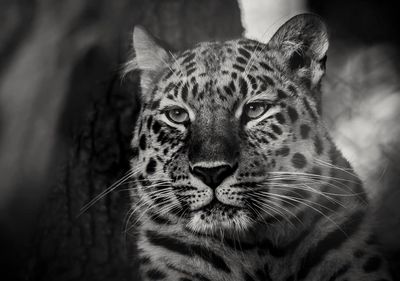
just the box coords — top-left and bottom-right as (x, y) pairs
(0, 1), (243, 280)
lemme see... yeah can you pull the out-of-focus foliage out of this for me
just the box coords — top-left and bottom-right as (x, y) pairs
(308, 1), (400, 275)
(323, 44), (400, 272)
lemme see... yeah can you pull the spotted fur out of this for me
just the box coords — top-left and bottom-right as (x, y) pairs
(125, 14), (392, 281)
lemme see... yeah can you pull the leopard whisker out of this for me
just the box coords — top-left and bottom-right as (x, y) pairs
(247, 194), (297, 228)
(268, 171), (360, 186)
(265, 175), (363, 197)
(249, 191), (303, 227)
(260, 182), (346, 208)
(314, 158), (359, 178)
(257, 185), (345, 212)
(253, 191), (347, 235)
(127, 194), (179, 233)
(78, 169), (142, 216)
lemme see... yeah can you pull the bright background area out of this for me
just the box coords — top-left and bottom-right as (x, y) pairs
(240, 0), (305, 42)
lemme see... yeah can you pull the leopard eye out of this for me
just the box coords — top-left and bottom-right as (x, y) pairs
(244, 102), (270, 119)
(165, 107), (189, 124)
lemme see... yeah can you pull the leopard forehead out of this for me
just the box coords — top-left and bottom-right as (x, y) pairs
(149, 39), (301, 110)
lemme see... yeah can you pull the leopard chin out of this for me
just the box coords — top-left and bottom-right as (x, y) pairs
(186, 201), (251, 234)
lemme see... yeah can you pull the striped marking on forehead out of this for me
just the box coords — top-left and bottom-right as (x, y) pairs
(152, 38), (303, 111)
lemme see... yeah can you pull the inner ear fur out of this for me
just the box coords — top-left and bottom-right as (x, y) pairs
(124, 26), (172, 98)
(268, 13), (329, 89)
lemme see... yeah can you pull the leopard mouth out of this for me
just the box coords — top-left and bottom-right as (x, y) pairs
(198, 198), (241, 212)
(192, 198), (244, 223)
(187, 198), (250, 234)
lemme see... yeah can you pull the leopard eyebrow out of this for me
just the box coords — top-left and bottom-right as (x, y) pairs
(247, 91), (277, 102)
(159, 98), (187, 108)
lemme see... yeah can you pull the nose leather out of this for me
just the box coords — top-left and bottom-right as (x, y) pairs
(190, 164), (237, 189)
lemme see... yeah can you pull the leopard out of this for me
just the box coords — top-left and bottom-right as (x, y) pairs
(123, 14), (393, 281)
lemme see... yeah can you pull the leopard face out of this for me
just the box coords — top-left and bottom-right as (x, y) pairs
(128, 15), (332, 234)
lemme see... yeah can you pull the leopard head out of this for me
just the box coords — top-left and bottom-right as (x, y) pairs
(126, 14), (335, 235)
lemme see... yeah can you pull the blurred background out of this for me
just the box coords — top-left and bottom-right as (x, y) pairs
(0, 0), (399, 280)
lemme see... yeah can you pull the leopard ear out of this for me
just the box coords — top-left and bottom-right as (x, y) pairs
(124, 26), (171, 94)
(268, 14), (329, 89)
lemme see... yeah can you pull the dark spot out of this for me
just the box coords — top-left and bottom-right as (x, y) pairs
(181, 83), (189, 102)
(236, 56), (247, 65)
(228, 80), (236, 92)
(150, 99), (160, 110)
(192, 83), (198, 97)
(276, 146), (290, 156)
(233, 64), (245, 72)
(300, 124), (311, 139)
(314, 136), (323, 154)
(139, 135), (147, 150)
(182, 52), (195, 65)
(164, 69), (174, 80)
(152, 121), (161, 134)
(303, 97), (318, 122)
(260, 75), (275, 86)
(259, 62), (273, 71)
(224, 86), (233, 96)
(259, 84), (267, 92)
(185, 63), (196, 72)
(277, 89), (288, 99)
(239, 77), (248, 97)
(165, 82), (175, 93)
(231, 72), (238, 79)
(292, 153), (307, 169)
(247, 75), (258, 90)
(147, 116), (153, 130)
(198, 91), (204, 100)
(287, 107), (298, 123)
(275, 113), (286, 124)
(238, 48), (251, 59)
(187, 68), (196, 76)
(363, 255), (382, 273)
(271, 124), (282, 135)
(146, 158), (157, 174)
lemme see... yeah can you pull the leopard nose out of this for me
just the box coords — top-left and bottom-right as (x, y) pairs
(190, 163), (237, 189)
